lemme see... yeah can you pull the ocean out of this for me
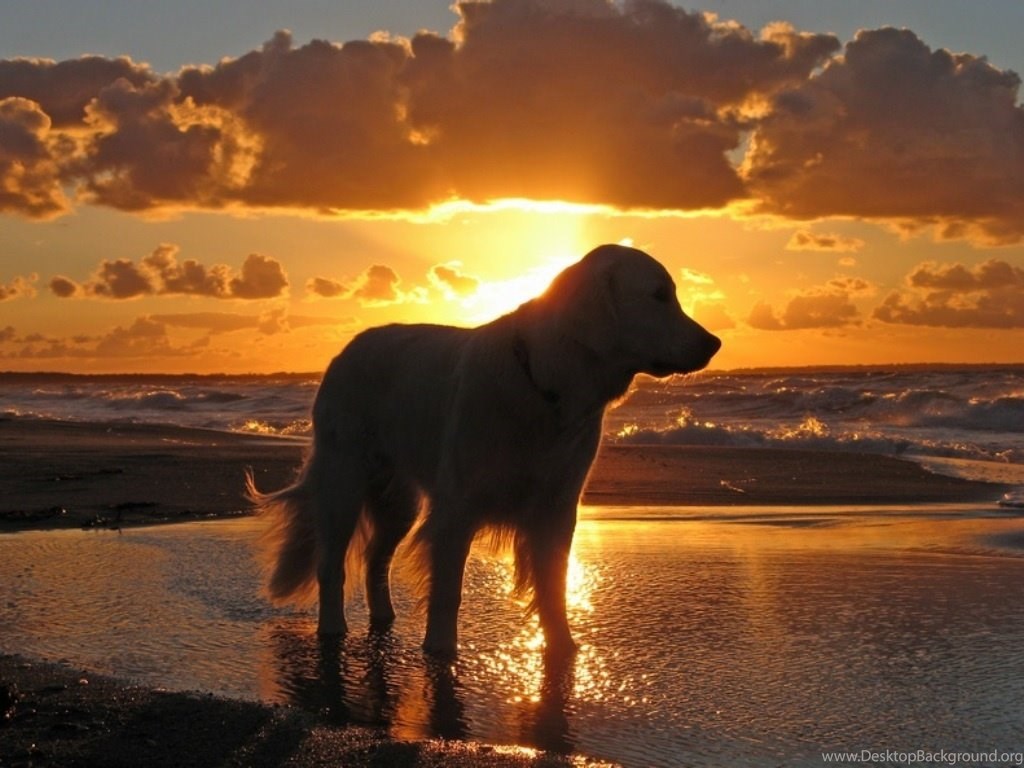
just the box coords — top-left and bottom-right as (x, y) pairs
(2, 365), (1022, 484)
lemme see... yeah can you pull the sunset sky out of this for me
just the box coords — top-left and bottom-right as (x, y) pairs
(1, 0), (1022, 373)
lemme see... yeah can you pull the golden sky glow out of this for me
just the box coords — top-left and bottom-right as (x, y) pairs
(1, 0), (1022, 373)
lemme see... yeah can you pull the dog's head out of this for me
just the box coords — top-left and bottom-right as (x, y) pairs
(540, 244), (721, 377)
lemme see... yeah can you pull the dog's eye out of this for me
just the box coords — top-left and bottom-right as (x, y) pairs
(652, 286), (672, 303)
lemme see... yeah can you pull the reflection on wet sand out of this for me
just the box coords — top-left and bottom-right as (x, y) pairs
(259, 617), (586, 753)
(258, 548), (607, 754)
(4, 511), (1024, 767)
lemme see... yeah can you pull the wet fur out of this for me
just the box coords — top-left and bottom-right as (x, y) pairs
(248, 244), (721, 655)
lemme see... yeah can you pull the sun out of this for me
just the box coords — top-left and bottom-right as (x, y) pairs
(458, 255), (577, 322)
(442, 199), (598, 323)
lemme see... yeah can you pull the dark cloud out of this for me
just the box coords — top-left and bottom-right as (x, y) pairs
(874, 258), (1024, 328)
(747, 276), (873, 331)
(227, 254), (289, 299)
(0, 55), (155, 127)
(1, 5), (1020, 244)
(51, 244), (289, 300)
(399, 0), (837, 209)
(745, 27), (1024, 243)
(0, 325), (15, 342)
(0, 97), (68, 217)
(429, 263), (479, 298)
(0, 273), (37, 301)
(0, 1), (837, 218)
(48, 275), (79, 298)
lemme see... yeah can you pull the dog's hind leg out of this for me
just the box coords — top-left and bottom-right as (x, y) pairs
(364, 473), (419, 629)
(310, 441), (366, 636)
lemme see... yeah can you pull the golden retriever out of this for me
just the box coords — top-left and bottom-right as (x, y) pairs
(248, 244), (721, 656)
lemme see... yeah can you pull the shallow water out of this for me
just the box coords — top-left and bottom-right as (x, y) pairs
(3, 510), (1024, 767)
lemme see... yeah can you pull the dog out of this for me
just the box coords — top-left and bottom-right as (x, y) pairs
(248, 244), (721, 656)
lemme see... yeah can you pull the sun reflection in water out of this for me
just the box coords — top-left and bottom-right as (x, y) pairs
(473, 549), (615, 708)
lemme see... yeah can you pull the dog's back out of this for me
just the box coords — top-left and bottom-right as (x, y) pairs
(313, 323), (473, 489)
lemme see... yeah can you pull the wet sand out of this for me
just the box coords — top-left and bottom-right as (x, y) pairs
(0, 417), (1007, 531)
(0, 655), (614, 768)
(0, 417), (1013, 767)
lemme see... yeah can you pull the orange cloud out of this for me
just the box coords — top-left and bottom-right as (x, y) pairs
(428, 263), (479, 298)
(4, 317), (187, 360)
(307, 264), (426, 307)
(786, 230), (865, 252)
(745, 27), (1024, 243)
(748, 276), (875, 330)
(51, 244), (288, 300)
(151, 310), (340, 336)
(0, 273), (37, 301)
(874, 258), (1024, 328)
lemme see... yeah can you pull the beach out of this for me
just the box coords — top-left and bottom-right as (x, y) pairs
(1, 417), (1019, 767)
(0, 418), (1004, 531)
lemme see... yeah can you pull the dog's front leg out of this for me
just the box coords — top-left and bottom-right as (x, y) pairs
(529, 515), (578, 659)
(422, 519), (474, 656)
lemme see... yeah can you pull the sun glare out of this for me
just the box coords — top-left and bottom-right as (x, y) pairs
(446, 203), (593, 323)
(461, 255), (577, 322)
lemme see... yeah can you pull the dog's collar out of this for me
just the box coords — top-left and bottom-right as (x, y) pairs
(512, 334), (560, 406)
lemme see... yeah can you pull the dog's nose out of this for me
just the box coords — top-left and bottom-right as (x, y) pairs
(705, 333), (722, 359)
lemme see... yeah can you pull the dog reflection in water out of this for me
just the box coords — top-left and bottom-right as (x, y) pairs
(248, 244), (721, 656)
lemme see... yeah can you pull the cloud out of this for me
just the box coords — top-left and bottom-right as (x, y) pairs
(7, 316), (186, 360)
(873, 258), (1024, 328)
(0, 2), (838, 217)
(48, 275), (79, 298)
(0, 54), (156, 127)
(51, 244), (288, 300)
(396, 1), (837, 209)
(747, 276), (874, 330)
(679, 267), (715, 286)
(744, 27), (1024, 243)
(93, 317), (179, 357)
(150, 310), (339, 335)
(0, 273), (37, 301)
(149, 311), (267, 334)
(786, 230), (865, 252)
(429, 263), (479, 298)
(307, 264), (426, 306)
(227, 253), (289, 299)
(305, 277), (348, 299)
(352, 265), (421, 306)
(0, 325), (15, 342)
(2, 6), (1020, 244)
(0, 97), (68, 218)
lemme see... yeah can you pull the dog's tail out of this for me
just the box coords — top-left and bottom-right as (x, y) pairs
(246, 453), (320, 607)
